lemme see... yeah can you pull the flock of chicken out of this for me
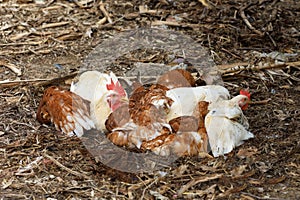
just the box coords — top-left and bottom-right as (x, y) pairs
(36, 69), (254, 157)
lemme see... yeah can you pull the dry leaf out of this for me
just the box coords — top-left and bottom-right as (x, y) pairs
(172, 164), (188, 176)
(230, 165), (247, 177)
(149, 190), (168, 200)
(237, 147), (258, 158)
(266, 176), (286, 184)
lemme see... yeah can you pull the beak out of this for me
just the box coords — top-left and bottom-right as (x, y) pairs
(120, 97), (129, 103)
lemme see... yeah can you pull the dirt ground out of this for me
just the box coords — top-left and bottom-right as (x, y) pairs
(0, 0), (299, 199)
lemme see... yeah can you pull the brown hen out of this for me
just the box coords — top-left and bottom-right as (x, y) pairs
(106, 84), (173, 149)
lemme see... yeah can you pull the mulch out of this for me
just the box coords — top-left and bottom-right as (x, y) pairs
(0, 0), (299, 199)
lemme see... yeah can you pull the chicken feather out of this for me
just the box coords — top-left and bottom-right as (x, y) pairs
(71, 71), (128, 131)
(157, 69), (196, 89)
(106, 84), (172, 149)
(205, 95), (254, 157)
(36, 86), (95, 137)
(166, 85), (230, 121)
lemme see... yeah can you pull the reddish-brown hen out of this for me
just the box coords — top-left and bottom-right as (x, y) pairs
(105, 84), (173, 149)
(36, 86), (95, 137)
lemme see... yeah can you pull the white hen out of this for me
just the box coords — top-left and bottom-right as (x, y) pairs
(205, 95), (254, 157)
(71, 71), (128, 131)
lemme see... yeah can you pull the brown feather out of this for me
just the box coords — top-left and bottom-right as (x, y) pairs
(36, 86), (91, 136)
(105, 104), (130, 132)
(157, 69), (195, 89)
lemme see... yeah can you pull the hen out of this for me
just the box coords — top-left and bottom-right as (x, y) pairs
(36, 86), (95, 137)
(106, 84), (173, 149)
(71, 71), (128, 131)
(205, 93), (254, 157)
(37, 71), (128, 136)
(106, 74), (253, 157)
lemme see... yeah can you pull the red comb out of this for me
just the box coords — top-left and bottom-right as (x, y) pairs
(240, 89), (250, 99)
(106, 78), (127, 97)
(239, 89), (250, 110)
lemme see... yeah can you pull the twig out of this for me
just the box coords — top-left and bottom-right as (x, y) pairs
(249, 99), (271, 105)
(35, 72), (78, 86)
(0, 40), (46, 46)
(140, 179), (157, 200)
(0, 59), (22, 76)
(15, 156), (43, 175)
(38, 21), (70, 29)
(0, 79), (47, 87)
(9, 32), (32, 41)
(99, 2), (113, 23)
(128, 177), (157, 191)
(218, 61), (300, 74)
(239, 4), (264, 36)
(151, 20), (200, 29)
(43, 153), (90, 179)
(217, 184), (247, 198)
(266, 32), (277, 47)
(0, 72), (78, 88)
(11, 121), (39, 131)
(220, 48), (242, 59)
(177, 173), (222, 196)
(241, 192), (284, 200)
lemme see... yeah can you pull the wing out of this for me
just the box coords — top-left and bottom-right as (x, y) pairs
(105, 104), (131, 132)
(205, 110), (254, 157)
(37, 86), (95, 137)
(149, 131), (204, 157)
(166, 85), (230, 120)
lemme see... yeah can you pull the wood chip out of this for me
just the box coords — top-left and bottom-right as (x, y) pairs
(198, 0), (212, 9)
(56, 33), (83, 41)
(96, 17), (107, 27)
(151, 20), (198, 29)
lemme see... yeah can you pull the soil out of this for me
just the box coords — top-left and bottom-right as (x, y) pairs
(0, 0), (299, 199)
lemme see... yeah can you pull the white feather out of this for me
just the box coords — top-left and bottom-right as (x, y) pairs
(73, 120), (84, 137)
(71, 71), (108, 101)
(71, 70), (125, 132)
(205, 95), (254, 157)
(166, 85), (230, 120)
